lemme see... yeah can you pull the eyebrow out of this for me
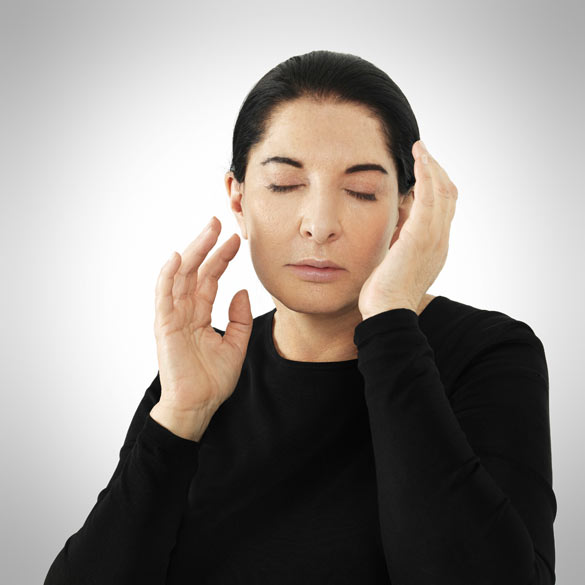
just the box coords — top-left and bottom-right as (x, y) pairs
(260, 156), (388, 175)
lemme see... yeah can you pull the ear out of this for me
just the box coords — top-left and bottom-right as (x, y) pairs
(389, 190), (414, 248)
(225, 171), (248, 240)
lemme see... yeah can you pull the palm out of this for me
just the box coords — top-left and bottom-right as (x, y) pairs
(154, 217), (253, 415)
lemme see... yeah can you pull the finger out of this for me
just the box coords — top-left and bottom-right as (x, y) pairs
(172, 217), (220, 300)
(413, 142), (456, 239)
(430, 156), (458, 221)
(424, 149), (458, 236)
(193, 233), (242, 324)
(155, 251), (180, 321)
(409, 144), (435, 240)
(223, 288), (253, 361)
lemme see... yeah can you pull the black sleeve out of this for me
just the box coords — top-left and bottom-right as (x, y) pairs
(43, 372), (201, 585)
(353, 308), (556, 585)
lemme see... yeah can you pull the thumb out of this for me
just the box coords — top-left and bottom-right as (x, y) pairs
(223, 289), (253, 359)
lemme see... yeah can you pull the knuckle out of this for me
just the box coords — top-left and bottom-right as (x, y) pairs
(420, 190), (435, 206)
(437, 183), (451, 198)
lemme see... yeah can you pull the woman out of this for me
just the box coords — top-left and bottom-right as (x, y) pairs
(44, 50), (556, 584)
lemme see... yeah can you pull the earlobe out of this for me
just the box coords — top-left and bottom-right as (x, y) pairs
(225, 173), (249, 240)
(240, 215), (248, 240)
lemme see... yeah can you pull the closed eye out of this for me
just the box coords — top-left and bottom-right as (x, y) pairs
(267, 184), (376, 201)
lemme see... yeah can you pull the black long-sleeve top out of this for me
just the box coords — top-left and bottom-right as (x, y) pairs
(44, 295), (556, 584)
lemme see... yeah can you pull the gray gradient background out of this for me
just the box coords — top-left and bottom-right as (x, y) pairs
(1, 0), (583, 583)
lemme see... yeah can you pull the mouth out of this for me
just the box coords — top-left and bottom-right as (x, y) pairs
(286, 264), (345, 282)
(290, 265), (341, 270)
(289, 259), (344, 270)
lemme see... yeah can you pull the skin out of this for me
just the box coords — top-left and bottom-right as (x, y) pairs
(224, 97), (436, 363)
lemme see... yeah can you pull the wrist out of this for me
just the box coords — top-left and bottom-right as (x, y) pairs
(361, 304), (418, 321)
(150, 401), (216, 442)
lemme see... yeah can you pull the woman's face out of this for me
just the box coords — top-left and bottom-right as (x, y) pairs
(225, 97), (413, 316)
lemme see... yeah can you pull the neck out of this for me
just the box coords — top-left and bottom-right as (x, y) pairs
(271, 294), (436, 363)
(272, 301), (363, 363)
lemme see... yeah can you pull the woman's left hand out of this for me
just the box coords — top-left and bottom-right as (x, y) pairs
(358, 140), (458, 320)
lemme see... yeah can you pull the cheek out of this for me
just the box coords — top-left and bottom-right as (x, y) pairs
(350, 222), (394, 278)
(247, 194), (289, 238)
(360, 214), (394, 251)
(247, 218), (287, 270)
(249, 219), (283, 251)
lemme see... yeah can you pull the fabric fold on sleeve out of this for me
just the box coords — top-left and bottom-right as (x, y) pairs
(44, 375), (201, 585)
(353, 308), (555, 585)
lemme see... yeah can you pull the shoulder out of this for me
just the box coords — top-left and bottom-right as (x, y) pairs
(427, 296), (547, 388)
(431, 295), (542, 343)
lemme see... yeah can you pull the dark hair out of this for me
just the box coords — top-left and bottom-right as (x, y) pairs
(228, 49), (420, 197)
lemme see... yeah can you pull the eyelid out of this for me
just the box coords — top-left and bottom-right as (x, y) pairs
(266, 183), (376, 201)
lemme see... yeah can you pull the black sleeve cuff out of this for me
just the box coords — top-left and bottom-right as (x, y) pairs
(354, 308), (419, 348)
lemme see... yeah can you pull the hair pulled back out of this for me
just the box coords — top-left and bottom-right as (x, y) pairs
(228, 49), (420, 197)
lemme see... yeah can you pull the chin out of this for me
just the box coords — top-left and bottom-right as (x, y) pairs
(270, 287), (359, 317)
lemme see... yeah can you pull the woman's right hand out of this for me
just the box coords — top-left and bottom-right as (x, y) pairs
(151, 216), (253, 435)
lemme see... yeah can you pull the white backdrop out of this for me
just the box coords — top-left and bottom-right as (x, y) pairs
(1, 0), (583, 583)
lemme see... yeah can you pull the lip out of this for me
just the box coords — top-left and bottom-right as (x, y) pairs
(291, 258), (343, 269)
(287, 264), (345, 282)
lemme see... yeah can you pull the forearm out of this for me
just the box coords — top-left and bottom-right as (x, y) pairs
(44, 414), (201, 585)
(354, 308), (555, 585)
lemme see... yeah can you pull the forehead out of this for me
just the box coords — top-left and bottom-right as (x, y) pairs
(253, 98), (392, 169)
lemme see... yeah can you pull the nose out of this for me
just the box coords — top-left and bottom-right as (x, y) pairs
(299, 188), (342, 244)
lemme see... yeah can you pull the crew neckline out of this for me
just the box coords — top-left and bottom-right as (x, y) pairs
(264, 295), (447, 369)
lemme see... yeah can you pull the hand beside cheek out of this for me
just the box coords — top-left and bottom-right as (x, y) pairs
(358, 140), (458, 319)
